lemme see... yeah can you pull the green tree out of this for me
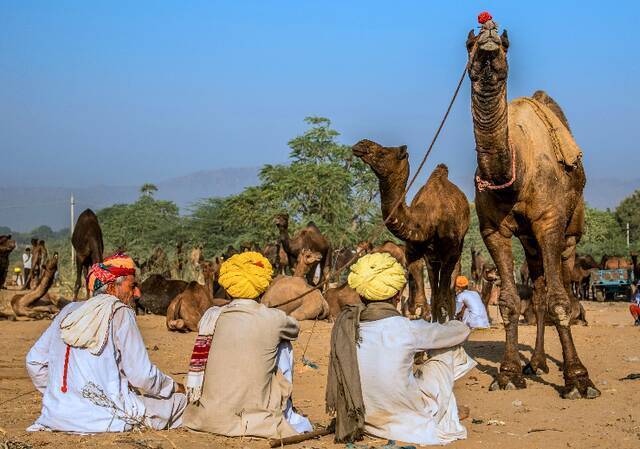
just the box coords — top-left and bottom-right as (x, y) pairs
(578, 206), (627, 259)
(615, 189), (640, 250)
(140, 183), (158, 197)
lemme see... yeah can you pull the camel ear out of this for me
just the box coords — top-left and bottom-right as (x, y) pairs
(501, 29), (509, 51)
(466, 29), (476, 52)
(397, 145), (408, 160)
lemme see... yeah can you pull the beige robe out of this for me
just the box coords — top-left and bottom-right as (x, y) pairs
(184, 299), (301, 438)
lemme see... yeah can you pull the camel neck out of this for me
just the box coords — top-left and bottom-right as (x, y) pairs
(278, 226), (292, 253)
(293, 261), (311, 277)
(472, 79), (512, 186)
(378, 169), (428, 242)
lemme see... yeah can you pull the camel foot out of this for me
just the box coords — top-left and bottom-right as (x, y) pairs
(523, 357), (549, 376)
(490, 371), (526, 391)
(562, 375), (601, 400)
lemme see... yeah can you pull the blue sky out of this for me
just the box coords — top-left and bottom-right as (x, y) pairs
(1, 0), (638, 187)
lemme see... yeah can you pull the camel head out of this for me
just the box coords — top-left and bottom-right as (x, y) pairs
(299, 248), (322, 266)
(466, 17), (509, 87)
(482, 265), (499, 283)
(44, 252), (59, 273)
(352, 139), (409, 180)
(0, 235), (16, 254)
(273, 213), (290, 230)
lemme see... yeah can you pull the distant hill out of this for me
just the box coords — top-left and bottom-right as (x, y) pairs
(0, 167), (259, 232)
(0, 167), (637, 232)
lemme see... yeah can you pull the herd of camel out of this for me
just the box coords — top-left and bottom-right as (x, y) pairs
(0, 19), (632, 399)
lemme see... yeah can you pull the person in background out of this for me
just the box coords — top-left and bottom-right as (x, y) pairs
(327, 253), (476, 445)
(22, 247), (32, 289)
(454, 276), (490, 330)
(630, 281), (640, 326)
(25, 252), (186, 433)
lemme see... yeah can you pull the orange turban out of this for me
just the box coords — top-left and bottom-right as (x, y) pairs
(455, 275), (469, 289)
(87, 252), (136, 293)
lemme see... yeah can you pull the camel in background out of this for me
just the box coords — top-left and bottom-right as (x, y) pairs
(466, 17), (597, 398)
(353, 140), (469, 322)
(12, 253), (65, 318)
(274, 213), (332, 288)
(262, 248), (329, 321)
(0, 235), (16, 289)
(470, 248), (486, 288)
(72, 209), (104, 299)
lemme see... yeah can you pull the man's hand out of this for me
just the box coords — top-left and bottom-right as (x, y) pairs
(175, 382), (186, 395)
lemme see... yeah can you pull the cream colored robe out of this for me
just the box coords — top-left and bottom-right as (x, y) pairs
(184, 299), (306, 438)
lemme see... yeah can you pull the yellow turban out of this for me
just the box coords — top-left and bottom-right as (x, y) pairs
(218, 251), (273, 299)
(348, 252), (406, 301)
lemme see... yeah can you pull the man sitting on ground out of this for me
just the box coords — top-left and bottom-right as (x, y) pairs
(327, 253), (476, 445)
(26, 252), (186, 433)
(454, 275), (490, 330)
(184, 251), (312, 438)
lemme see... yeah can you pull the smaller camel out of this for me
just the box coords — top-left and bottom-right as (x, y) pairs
(12, 253), (65, 318)
(570, 254), (598, 299)
(600, 255), (632, 270)
(470, 248), (486, 287)
(261, 249), (329, 321)
(72, 209), (104, 299)
(274, 213), (332, 287)
(166, 261), (229, 332)
(138, 274), (189, 315)
(0, 235), (16, 289)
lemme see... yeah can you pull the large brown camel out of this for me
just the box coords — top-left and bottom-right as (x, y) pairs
(166, 260), (229, 332)
(466, 18), (598, 398)
(325, 241), (407, 321)
(261, 249), (329, 321)
(0, 235), (16, 289)
(273, 213), (332, 287)
(353, 140), (470, 322)
(72, 209), (104, 299)
(12, 253), (65, 318)
(470, 248), (486, 287)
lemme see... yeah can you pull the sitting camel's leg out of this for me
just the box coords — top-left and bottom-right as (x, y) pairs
(533, 222), (599, 399)
(483, 230), (525, 390)
(521, 249), (549, 375)
(290, 295), (326, 321)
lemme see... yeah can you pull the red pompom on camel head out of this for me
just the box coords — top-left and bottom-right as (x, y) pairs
(478, 11), (492, 24)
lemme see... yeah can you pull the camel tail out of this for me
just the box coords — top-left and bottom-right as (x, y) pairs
(531, 90), (572, 134)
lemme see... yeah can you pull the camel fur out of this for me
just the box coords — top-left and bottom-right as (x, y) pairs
(466, 19), (597, 398)
(353, 140), (470, 322)
(72, 209), (104, 299)
(261, 249), (329, 321)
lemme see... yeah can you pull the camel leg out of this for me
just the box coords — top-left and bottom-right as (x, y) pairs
(406, 244), (427, 317)
(290, 296), (324, 321)
(533, 224), (599, 399)
(521, 251), (549, 375)
(483, 230), (525, 390)
(73, 261), (84, 300)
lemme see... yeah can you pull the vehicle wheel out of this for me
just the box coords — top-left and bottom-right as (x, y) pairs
(595, 289), (605, 302)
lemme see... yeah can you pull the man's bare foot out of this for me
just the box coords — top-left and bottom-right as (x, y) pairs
(458, 405), (470, 421)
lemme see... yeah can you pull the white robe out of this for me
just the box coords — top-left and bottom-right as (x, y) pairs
(455, 290), (490, 329)
(26, 301), (186, 433)
(357, 317), (476, 445)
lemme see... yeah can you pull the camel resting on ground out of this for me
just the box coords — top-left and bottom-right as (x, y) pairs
(262, 249), (329, 321)
(138, 274), (189, 315)
(166, 261), (229, 332)
(12, 253), (67, 319)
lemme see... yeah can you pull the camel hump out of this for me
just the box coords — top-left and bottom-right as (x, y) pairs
(430, 164), (449, 179)
(531, 90), (572, 134)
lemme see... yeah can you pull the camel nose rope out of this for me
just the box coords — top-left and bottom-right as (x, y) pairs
(289, 62), (471, 360)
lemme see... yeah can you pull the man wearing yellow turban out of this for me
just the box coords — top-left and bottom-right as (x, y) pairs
(327, 253), (477, 445)
(184, 251), (312, 438)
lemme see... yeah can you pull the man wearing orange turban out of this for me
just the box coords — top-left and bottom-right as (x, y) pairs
(184, 252), (312, 438)
(26, 252), (186, 433)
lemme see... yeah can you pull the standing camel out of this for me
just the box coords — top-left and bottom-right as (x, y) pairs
(465, 16), (598, 398)
(72, 209), (104, 299)
(470, 248), (486, 288)
(273, 213), (332, 288)
(0, 235), (16, 289)
(353, 141), (469, 322)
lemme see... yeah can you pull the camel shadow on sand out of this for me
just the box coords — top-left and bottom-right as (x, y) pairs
(463, 339), (565, 393)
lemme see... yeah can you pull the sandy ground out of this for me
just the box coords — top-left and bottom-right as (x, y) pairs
(1, 290), (639, 449)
